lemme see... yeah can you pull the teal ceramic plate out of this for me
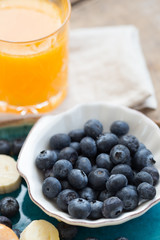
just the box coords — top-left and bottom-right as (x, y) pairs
(0, 125), (160, 240)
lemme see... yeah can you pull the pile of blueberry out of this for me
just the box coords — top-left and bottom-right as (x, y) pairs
(36, 119), (159, 219)
(0, 138), (25, 156)
(0, 196), (21, 238)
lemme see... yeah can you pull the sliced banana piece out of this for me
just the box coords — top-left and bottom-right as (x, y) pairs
(0, 154), (21, 194)
(20, 220), (60, 240)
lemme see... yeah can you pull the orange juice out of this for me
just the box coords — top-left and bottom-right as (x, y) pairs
(0, 0), (71, 114)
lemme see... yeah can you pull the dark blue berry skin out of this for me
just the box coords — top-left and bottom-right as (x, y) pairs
(102, 197), (123, 218)
(70, 142), (81, 154)
(57, 222), (78, 240)
(0, 197), (19, 218)
(110, 144), (131, 165)
(134, 171), (153, 186)
(84, 119), (103, 139)
(57, 189), (79, 212)
(44, 168), (54, 179)
(13, 229), (21, 238)
(132, 148), (155, 171)
(75, 156), (92, 175)
(138, 143), (146, 151)
(96, 153), (113, 171)
(68, 169), (88, 190)
(53, 160), (73, 179)
(69, 129), (85, 142)
(50, 133), (71, 150)
(88, 200), (103, 220)
(96, 133), (119, 153)
(88, 168), (109, 191)
(116, 186), (138, 211)
(79, 187), (97, 202)
(119, 135), (139, 156)
(98, 190), (112, 201)
(137, 182), (156, 200)
(68, 198), (91, 219)
(36, 150), (57, 171)
(0, 216), (12, 228)
(12, 138), (25, 156)
(58, 147), (78, 165)
(110, 121), (129, 137)
(42, 177), (61, 199)
(106, 174), (128, 193)
(60, 180), (72, 190)
(142, 166), (159, 186)
(0, 140), (11, 155)
(111, 164), (134, 184)
(80, 137), (97, 158)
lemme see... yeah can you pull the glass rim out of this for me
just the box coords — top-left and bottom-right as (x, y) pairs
(0, 0), (71, 44)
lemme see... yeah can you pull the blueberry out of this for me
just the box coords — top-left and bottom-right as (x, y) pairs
(60, 180), (72, 190)
(88, 200), (103, 220)
(88, 168), (109, 191)
(0, 197), (19, 218)
(110, 121), (129, 137)
(69, 129), (85, 142)
(50, 133), (71, 150)
(115, 238), (128, 240)
(119, 135), (139, 155)
(98, 190), (112, 201)
(42, 177), (61, 199)
(96, 153), (113, 171)
(84, 119), (103, 139)
(133, 149), (155, 171)
(142, 166), (159, 186)
(36, 150), (57, 171)
(134, 171), (153, 186)
(57, 189), (79, 212)
(68, 198), (91, 219)
(137, 182), (156, 200)
(116, 186), (138, 211)
(138, 143), (146, 151)
(44, 168), (54, 179)
(53, 160), (73, 179)
(75, 156), (92, 175)
(102, 197), (123, 218)
(79, 187), (97, 201)
(57, 222), (78, 240)
(96, 133), (119, 153)
(58, 147), (78, 165)
(111, 164), (134, 184)
(106, 174), (128, 193)
(12, 138), (25, 156)
(80, 137), (97, 158)
(0, 216), (12, 228)
(110, 144), (131, 165)
(0, 140), (11, 155)
(70, 142), (81, 154)
(68, 169), (88, 189)
(13, 229), (21, 238)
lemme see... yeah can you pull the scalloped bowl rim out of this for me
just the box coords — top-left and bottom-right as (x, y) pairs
(17, 102), (160, 228)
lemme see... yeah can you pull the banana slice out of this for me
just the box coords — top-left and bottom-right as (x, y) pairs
(0, 155), (21, 194)
(20, 220), (60, 240)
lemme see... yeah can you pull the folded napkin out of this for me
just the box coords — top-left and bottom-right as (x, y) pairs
(53, 26), (157, 115)
(0, 26), (157, 122)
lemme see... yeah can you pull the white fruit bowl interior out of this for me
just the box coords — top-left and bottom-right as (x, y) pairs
(17, 102), (160, 228)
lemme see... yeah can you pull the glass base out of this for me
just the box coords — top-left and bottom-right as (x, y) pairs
(0, 89), (67, 115)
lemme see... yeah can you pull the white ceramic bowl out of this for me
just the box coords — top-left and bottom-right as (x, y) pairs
(17, 103), (160, 228)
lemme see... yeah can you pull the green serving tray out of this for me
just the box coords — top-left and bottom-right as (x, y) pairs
(0, 124), (160, 240)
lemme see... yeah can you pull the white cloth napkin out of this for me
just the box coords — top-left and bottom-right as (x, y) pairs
(0, 26), (157, 122)
(53, 26), (157, 115)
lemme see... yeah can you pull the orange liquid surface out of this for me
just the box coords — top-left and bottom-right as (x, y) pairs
(0, 0), (69, 114)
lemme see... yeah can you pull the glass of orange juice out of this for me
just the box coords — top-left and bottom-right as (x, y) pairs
(0, 0), (71, 115)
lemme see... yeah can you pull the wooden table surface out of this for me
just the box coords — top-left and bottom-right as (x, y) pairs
(71, 0), (160, 124)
